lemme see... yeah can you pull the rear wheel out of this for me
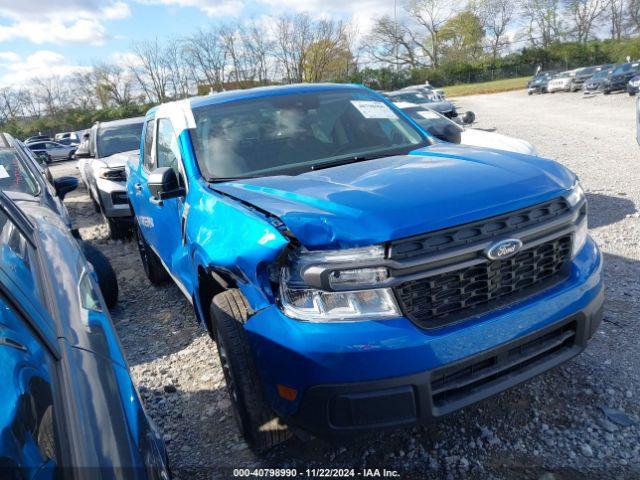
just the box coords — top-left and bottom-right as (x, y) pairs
(81, 241), (118, 308)
(135, 220), (169, 285)
(211, 290), (290, 452)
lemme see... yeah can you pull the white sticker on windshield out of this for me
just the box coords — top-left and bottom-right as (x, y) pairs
(0, 166), (9, 179)
(417, 110), (441, 120)
(351, 101), (398, 120)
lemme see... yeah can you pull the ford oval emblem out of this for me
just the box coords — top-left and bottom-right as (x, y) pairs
(485, 238), (523, 261)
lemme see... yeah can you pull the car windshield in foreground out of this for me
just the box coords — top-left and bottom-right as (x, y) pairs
(191, 90), (428, 180)
(97, 122), (144, 158)
(592, 70), (610, 79)
(0, 149), (39, 196)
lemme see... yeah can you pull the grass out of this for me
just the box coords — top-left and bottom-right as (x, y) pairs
(442, 76), (530, 97)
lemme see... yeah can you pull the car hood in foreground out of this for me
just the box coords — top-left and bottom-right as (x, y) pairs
(213, 144), (574, 249)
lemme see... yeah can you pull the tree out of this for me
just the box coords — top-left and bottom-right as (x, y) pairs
(475, 0), (516, 59)
(407, 0), (456, 67)
(183, 28), (227, 92)
(364, 15), (425, 68)
(91, 63), (136, 107)
(522, 0), (566, 47)
(130, 39), (172, 103)
(439, 10), (486, 63)
(566, 0), (607, 43)
(605, 0), (626, 40)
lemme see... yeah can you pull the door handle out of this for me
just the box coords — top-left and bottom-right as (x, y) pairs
(134, 183), (142, 191)
(150, 196), (163, 206)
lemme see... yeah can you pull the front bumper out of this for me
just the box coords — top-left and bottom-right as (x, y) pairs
(245, 237), (603, 436)
(96, 177), (131, 218)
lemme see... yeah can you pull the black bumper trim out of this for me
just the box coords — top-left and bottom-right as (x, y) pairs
(286, 286), (604, 437)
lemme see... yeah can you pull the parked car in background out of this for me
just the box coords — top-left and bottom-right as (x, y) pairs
(128, 84), (602, 451)
(399, 84), (445, 101)
(527, 70), (559, 94)
(628, 74), (640, 96)
(396, 102), (537, 155)
(583, 67), (616, 94)
(24, 135), (52, 145)
(547, 70), (576, 93)
(384, 90), (458, 118)
(26, 140), (77, 162)
(77, 117), (145, 239)
(0, 191), (169, 479)
(602, 61), (640, 94)
(1, 133), (119, 308)
(571, 65), (612, 92)
(54, 131), (80, 145)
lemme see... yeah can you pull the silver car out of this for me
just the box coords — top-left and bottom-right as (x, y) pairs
(26, 140), (77, 162)
(77, 117), (145, 239)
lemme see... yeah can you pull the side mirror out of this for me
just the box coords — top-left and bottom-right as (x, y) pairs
(462, 111), (476, 125)
(53, 176), (78, 200)
(35, 152), (51, 166)
(148, 167), (185, 205)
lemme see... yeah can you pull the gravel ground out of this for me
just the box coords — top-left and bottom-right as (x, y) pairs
(50, 89), (640, 479)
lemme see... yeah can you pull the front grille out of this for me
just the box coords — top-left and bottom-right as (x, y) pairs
(389, 198), (571, 260)
(430, 320), (577, 409)
(395, 235), (572, 328)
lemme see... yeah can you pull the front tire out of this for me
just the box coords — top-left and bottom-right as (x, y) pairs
(134, 220), (169, 285)
(211, 290), (290, 452)
(81, 242), (118, 308)
(104, 215), (130, 240)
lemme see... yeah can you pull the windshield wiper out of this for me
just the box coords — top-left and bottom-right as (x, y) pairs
(207, 177), (241, 183)
(310, 153), (392, 172)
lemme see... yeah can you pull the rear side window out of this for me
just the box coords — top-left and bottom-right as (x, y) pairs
(143, 119), (155, 171)
(0, 150), (39, 196)
(0, 209), (41, 303)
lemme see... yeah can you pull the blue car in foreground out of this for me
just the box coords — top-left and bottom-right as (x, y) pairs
(0, 191), (169, 478)
(127, 84), (603, 451)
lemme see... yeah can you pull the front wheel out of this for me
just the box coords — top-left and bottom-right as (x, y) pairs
(104, 215), (130, 240)
(629, 91), (636, 96)
(211, 290), (291, 452)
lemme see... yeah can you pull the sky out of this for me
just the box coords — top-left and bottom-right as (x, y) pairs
(0, 0), (397, 87)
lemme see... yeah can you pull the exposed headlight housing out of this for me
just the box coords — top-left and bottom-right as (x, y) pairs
(96, 166), (127, 181)
(279, 246), (401, 322)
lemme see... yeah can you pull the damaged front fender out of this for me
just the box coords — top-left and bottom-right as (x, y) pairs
(187, 179), (291, 313)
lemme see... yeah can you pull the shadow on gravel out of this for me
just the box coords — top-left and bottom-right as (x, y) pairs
(586, 193), (636, 229)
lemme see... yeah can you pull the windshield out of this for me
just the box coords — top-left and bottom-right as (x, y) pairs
(191, 89), (428, 180)
(0, 149), (39, 196)
(592, 70), (611, 79)
(613, 63), (638, 75)
(97, 121), (143, 158)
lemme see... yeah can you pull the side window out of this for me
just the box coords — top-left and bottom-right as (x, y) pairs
(0, 209), (41, 303)
(143, 119), (155, 171)
(0, 292), (60, 473)
(156, 118), (180, 174)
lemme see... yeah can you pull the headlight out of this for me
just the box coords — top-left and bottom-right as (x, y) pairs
(96, 166), (127, 181)
(565, 181), (585, 207)
(565, 181), (588, 258)
(572, 216), (588, 258)
(279, 246), (401, 322)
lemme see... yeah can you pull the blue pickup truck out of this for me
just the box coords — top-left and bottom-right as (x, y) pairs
(127, 84), (603, 451)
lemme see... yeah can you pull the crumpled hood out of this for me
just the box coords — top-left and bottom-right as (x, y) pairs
(213, 144), (575, 249)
